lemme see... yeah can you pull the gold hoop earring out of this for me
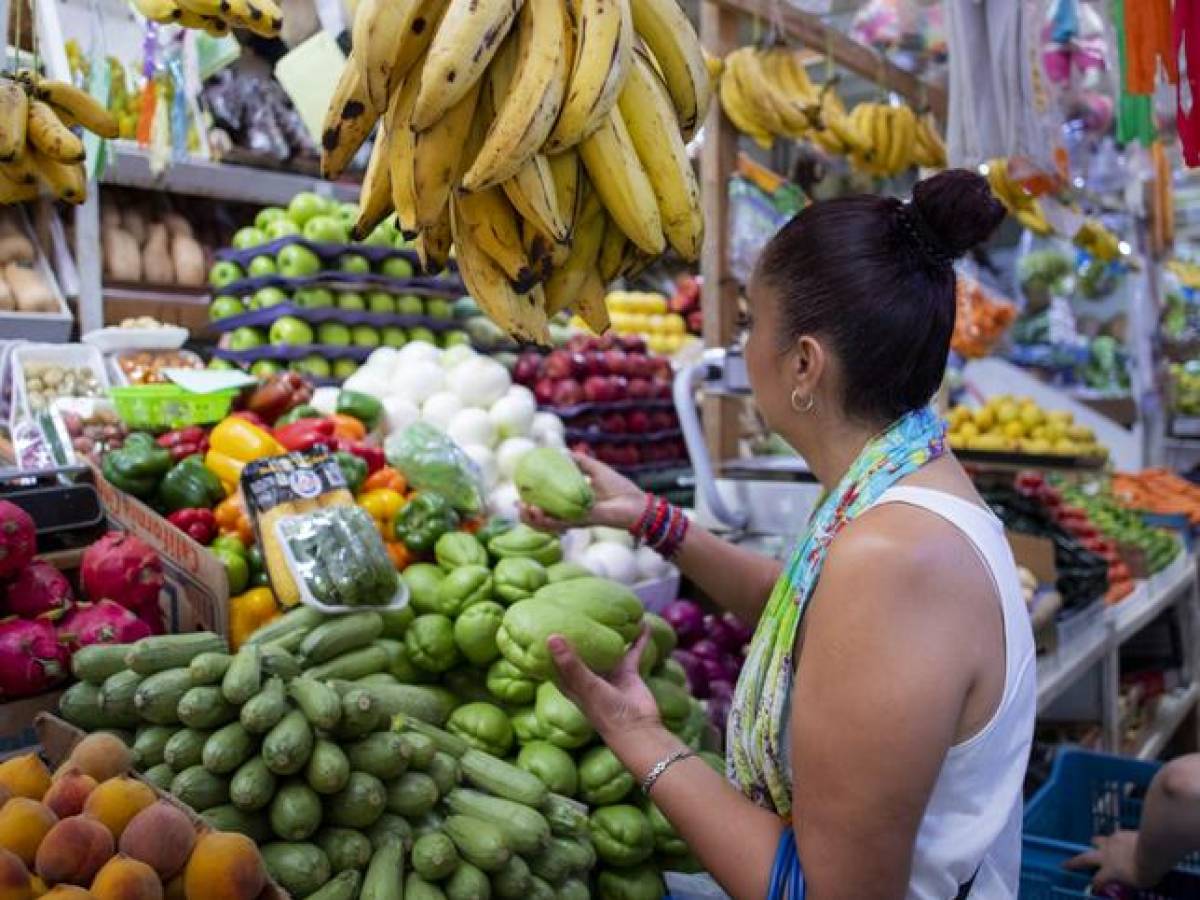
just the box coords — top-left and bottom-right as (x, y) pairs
(790, 389), (814, 413)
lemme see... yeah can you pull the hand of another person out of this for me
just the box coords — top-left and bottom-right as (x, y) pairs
(519, 452), (644, 533)
(547, 626), (660, 739)
(1064, 831), (1145, 889)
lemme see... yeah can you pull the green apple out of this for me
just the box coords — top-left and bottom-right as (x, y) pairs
(208, 357), (236, 370)
(337, 292), (367, 311)
(396, 294), (425, 316)
(333, 358), (360, 380)
(209, 296), (245, 321)
(255, 207), (286, 230)
(232, 226), (267, 249)
(248, 255), (277, 277)
(352, 325), (381, 347)
(277, 244), (323, 278)
(367, 291), (397, 314)
(269, 316), (315, 346)
(394, 234), (416, 251)
(426, 297), (453, 320)
(287, 191), (328, 227)
(441, 329), (471, 348)
(335, 203), (360, 227)
(381, 256), (415, 279)
(318, 322), (352, 345)
(252, 286), (289, 309)
(209, 260), (245, 288)
(293, 287), (334, 309)
(303, 214), (349, 244)
(291, 355), (332, 378)
(339, 254), (370, 274)
(265, 218), (301, 241)
(453, 296), (480, 319)
(382, 327), (408, 348)
(251, 360), (285, 377)
(409, 326), (436, 345)
(229, 326), (266, 350)
(363, 219), (397, 247)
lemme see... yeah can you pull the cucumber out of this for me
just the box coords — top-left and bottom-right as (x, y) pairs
(330, 681), (457, 726)
(270, 780), (324, 841)
(202, 722), (256, 775)
(222, 643), (262, 705)
(334, 688), (381, 741)
(289, 676), (342, 731)
(490, 856), (531, 900)
(305, 643), (390, 681)
(527, 875), (554, 900)
(413, 832), (460, 881)
(133, 668), (194, 725)
(260, 644), (302, 680)
(143, 762), (175, 791)
(72, 643), (135, 685)
(426, 752), (460, 796)
(263, 709), (314, 776)
(444, 789), (548, 855)
(262, 843), (332, 899)
(385, 771), (439, 818)
(306, 739), (351, 795)
(443, 814), (510, 873)
(445, 862), (492, 900)
(230, 756), (277, 811)
(527, 839), (573, 884)
(131, 724), (177, 769)
(240, 676), (289, 734)
(307, 870), (361, 900)
(362, 838), (405, 900)
(395, 714), (470, 757)
(127, 632), (226, 675)
(459, 748), (547, 807)
(177, 686), (239, 729)
(317, 827), (373, 873)
(171, 765), (229, 811)
(412, 810), (446, 839)
(541, 793), (589, 838)
(299, 611), (383, 665)
(246, 605), (324, 646)
(189, 651), (232, 685)
(164, 728), (211, 771)
(325, 771), (386, 830)
(346, 732), (409, 781)
(59, 682), (106, 729)
(263, 628), (309, 654)
(405, 873), (447, 900)
(202, 805), (271, 841)
(399, 732), (437, 770)
(358, 672), (400, 687)
(367, 814), (413, 853)
(98, 670), (144, 728)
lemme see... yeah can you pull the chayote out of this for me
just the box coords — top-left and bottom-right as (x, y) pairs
(532, 578), (643, 642)
(434, 565), (493, 617)
(488, 525), (562, 566)
(676, 698), (708, 750)
(641, 800), (686, 857)
(654, 657), (688, 688)
(577, 746), (634, 805)
(404, 614), (461, 673)
(434, 532), (489, 570)
(647, 677), (694, 734)
(497, 599), (627, 680)
(533, 682), (594, 750)
(515, 741), (578, 797)
(485, 658), (537, 705)
(589, 805), (654, 868)
(642, 613), (677, 657)
(492, 557), (548, 605)
(596, 864), (665, 900)
(446, 701), (513, 757)
(452, 601), (505, 666)
(403, 564), (447, 615)
(514, 448), (594, 522)
(510, 707), (546, 743)
(545, 561), (592, 583)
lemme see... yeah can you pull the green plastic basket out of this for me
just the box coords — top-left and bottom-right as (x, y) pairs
(109, 384), (238, 430)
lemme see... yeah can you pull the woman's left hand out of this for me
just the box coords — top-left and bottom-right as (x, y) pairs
(548, 626), (661, 739)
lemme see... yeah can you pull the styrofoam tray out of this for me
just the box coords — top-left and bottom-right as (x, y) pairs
(83, 326), (189, 353)
(10, 343), (111, 426)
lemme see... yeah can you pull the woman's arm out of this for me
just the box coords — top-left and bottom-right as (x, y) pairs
(521, 453), (781, 621)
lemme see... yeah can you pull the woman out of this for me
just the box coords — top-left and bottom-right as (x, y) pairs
(522, 169), (1036, 899)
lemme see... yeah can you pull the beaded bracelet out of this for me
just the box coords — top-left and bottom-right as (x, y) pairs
(629, 494), (689, 560)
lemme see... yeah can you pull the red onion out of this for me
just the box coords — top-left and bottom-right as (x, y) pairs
(662, 599), (705, 645)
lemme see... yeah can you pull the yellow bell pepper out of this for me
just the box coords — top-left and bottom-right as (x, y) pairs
(210, 417), (285, 461)
(229, 587), (280, 650)
(358, 488), (404, 529)
(205, 450), (246, 488)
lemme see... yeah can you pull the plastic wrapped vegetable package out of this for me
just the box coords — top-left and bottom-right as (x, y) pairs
(384, 422), (485, 515)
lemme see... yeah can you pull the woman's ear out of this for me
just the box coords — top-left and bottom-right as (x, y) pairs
(791, 335), (825, 396)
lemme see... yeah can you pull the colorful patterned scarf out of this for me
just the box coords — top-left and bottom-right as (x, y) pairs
(728, 406), (947, 814)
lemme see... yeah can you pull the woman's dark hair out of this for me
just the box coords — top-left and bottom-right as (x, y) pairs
(755, 168), (1005, 424)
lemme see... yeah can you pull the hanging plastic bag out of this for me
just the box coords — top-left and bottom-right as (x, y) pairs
(384, 421), (485, 514)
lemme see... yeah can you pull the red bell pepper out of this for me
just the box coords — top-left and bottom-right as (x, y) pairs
(246, 372), (314, 424)
(167, 507), (218, 545)
(275, 417), (336, 452)
(156, 425), (210, 462)
(331, 438), (385, 473)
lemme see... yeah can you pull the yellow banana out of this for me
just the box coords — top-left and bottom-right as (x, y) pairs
(774, 49), (818, 104)
(388, 66), (423, 236)
(35, 80), (118, 139)
(353, 121), (393, 240)
(629, 0), (710, 138)
(725, 49), (784, 137)
(29, 150), (85, 204)
(223, 0), (281, 36)
(0, 169), (37, 204)
(520, 218), (558, 284)
(0, 153), (38, 187)
(544, 186), (605, 315)
(175, 0), (223, 14)
(545, 0), (633, 153)
(453, 185), (538, 291)
(577, 106), (665, 255)
(823, 94), (867, 156)
(0, 80), (28, 162)
(618, 45), (701, 261)
(26, 100), (85, 164)
(353, 0), (428, 113)
(129, 0), (181, 23)
(320, 56), (380, 180)
(390, 0), (452, 96)
(502, 153), (569, 244)
(413, 80), (482, 229)
(886, 104), (915, 175)
(412, 0), (521, 132)
(417, 211), (453, 273)
(573, 267), (611, 334)
(754, 49), (809, 137)
(718, 59), (773, 149)
(596, 214), (627, 282)
(548, 149), (582, 238)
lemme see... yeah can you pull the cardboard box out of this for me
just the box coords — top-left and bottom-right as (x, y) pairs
(1008, 530), (1057, 584)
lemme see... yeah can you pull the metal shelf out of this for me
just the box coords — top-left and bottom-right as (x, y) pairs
(1113, 555), (1196, 641)
(1037, 618), (1112, 712)
(1133, 683), (1200, 760)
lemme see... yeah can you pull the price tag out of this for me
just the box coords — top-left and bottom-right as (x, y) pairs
(274, 30), (348, 146)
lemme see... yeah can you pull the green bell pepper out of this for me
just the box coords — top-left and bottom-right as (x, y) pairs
(213, 545), (249, 595)
(452, 600), (504, 666)
(246, 543), (268, 587)
(274, 404), (321, 426)
(100, 432), (172, 499)
(334, 450), (368, 495)
(516, 741), (578, 797)
(446, 702), (514, 757)
(210, 533), (247, 558)
(394, 492), (460, 553)
(157, 455), (225, 512)
(596, 864), (665, 900)
(404, 614), (460, 673)
(403, 563), (447, 615)
(434, 532), (488, 570)
(578, 746), (634, 805)
(589, 806), (654, 868)
(492, 557), (548, 604)
(433, 565), (492, 617)
(336, 390), (383, 430)
(533, 682), (593, 749)
(485, 658), (537, 705)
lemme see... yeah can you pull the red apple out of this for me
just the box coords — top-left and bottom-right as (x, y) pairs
(652, 379), (673, 399)
(600, 412), (627, 433)
(514, 352), (542, 386)
(687, 311), (704, 333)
(571, 441), (595, 457)
(552, 379), (584, 407)
(621, 445), (642, 466)
(534, 379), (556, 405)
(595, 443), (622, 464)
(595, 333), (617, 351)
(620, 334), (647, 354)
(626, 410), (651, 433)
(584, 376), (611, 403)
(649, 411), (676, 432)
(627, 377), (652, 400)
(569, 352), (589, 379)
(603, 349), (628, 376)
(625, 352), (650, 379)
(584, 351), (607, 377)
(566, 335), (592, 353)
(543, 349), (573, 380)
(607, 375), (628, 401)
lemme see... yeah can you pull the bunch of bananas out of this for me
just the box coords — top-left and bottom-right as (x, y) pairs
(322, 0), (710, 344)
(128, 0), (281, 38)
(846, 102), (946, 176)
(985, 158), (1053, 235)
(0, 73), (119, 205)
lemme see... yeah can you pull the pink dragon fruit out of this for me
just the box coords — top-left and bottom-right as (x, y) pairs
(0, 500), (36, 580)
(6, 560), (74, 620)
(0, 617), (70, 697)
(131, 597), (166, 636)
(81, 531), (164, 611)
(57, 599), (152, 651)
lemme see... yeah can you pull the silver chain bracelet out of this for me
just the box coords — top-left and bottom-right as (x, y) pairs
(640, 748), (696, 794)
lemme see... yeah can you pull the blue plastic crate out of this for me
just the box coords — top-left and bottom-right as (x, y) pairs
(1022, 838), (1200, 899)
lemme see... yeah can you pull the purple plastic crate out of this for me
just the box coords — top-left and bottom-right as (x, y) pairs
(208, 301), (464, 334)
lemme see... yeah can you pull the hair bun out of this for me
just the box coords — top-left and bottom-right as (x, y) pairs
(910, 169), (1006, 260)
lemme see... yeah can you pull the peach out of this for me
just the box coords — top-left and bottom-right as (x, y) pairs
(34, 816), (113, 886)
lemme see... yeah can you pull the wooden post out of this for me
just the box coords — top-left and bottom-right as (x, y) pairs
(700, 0), (741, 469)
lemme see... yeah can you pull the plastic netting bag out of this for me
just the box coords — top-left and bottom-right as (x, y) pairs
(384, 421), (485, 514)
(728, 176), (795, 285)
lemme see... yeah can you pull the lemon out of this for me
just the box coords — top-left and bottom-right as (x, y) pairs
(1067, 424), (1093, 442)
(973, 407), (996, 431)
(1019, 403), (1044, 429)
(974, 433), (1006, 451)
(947, 433), (967, 450)
(1053, 438), (1077, 455)
(1004, 421), (1026, 440)
(957, 422), (980, 440)
(1046, 410), (1072, 426)
(1044, 423), (1066, 443)
(996, 402), (1020, 425)
(1026, 438), (1053, 454)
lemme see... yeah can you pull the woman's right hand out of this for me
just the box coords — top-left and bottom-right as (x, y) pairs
(519, 452), (644, 533)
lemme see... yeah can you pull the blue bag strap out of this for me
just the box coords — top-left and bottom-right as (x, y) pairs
(768, 827), (805, 900)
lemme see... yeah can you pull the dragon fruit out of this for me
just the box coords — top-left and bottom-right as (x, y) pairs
(0, 500), (36, 580)
(6, 560), (74, 620)
(81, 531), (164, 610)
(57, 599), (152, 651)
(0, 618), (69, 697)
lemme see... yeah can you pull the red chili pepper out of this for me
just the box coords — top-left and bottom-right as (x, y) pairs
(331, 438), (385, 473)
(167, 507), (218, 545)
(274, 418), (337, 452)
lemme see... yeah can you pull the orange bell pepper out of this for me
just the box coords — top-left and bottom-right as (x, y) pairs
(362, 466), (407, 494)
(332, 414), (367, 442)
(214, 493), (255, 546)
(385, 541), (413, 571)
(229, 587), (279, 650)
